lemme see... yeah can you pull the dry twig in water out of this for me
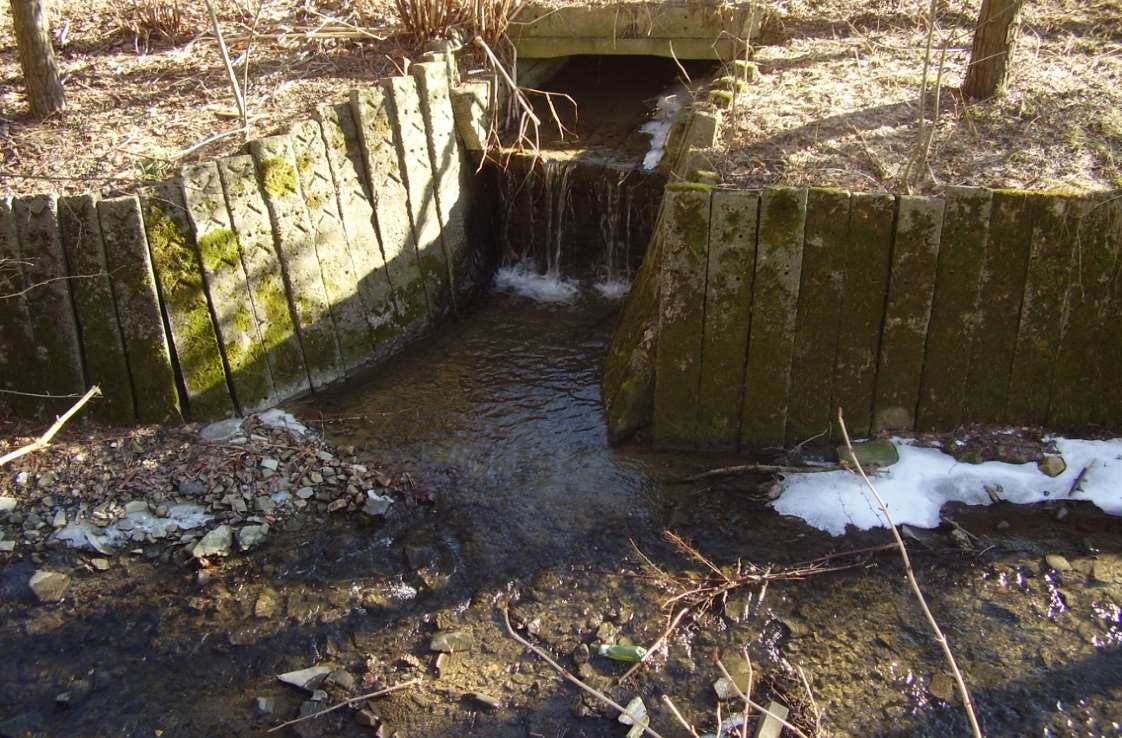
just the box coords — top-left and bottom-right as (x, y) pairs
(501, 607), (669, 738)
(836, 407), (983, 737)
(673, 462), (841, 484)
(267, 679), (420, 733)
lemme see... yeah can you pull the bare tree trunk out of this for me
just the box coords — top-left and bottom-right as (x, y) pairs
(962, 0), (1023, 100)
(9, 0), (65, 117)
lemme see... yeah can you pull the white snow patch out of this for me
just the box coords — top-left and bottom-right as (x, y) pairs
(257, 408), (308, 435)
(493, 264), (579, 303)
(56, 503), (214, 551)
(773, 437), (1122, 536)
(593, 277), (631, 300)
(639, 86), (686, 170)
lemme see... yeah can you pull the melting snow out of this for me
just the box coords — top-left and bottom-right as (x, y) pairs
(257, 408), (308, 435)
(639, 86), (686, 170)
(773, 437), (1122, 536)
(56, 503), (213, 552)
(493, 264), (580, 303)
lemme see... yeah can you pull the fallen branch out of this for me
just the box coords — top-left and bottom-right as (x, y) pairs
(205, 0), (249, 140)
(267, 678), (420, 733)
(501, 607), (669, 738)
(673, 463), (841, 484)
(714, 653), (809, 738)
(619, 606), (691, 682)
(0, 385), (100, 468)
(836, 407), (983, 738)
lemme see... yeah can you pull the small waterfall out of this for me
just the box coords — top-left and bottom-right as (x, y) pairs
(496, 154), (664, 302)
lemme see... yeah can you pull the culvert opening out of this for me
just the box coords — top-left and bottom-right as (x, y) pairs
(494, 55), (719, 290)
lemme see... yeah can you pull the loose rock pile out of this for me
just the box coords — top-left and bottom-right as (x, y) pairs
(0, 409), (408, 571)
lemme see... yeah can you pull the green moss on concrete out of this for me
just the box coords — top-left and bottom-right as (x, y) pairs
(872, 195), (943, 432)
(739, 186), (807, 449)
(666, 181), (714, 193)
(832, 192), (895, 437)
(696, 190), (758, 451)
(653, 188), (712, 450)
(197, 228), (242, 273)
(916, 187), (991, 431)
(962, 190), (1034, 424)
(259, 156), (298, 198)
(143, 197), (234, 421)
(1006, 192), (1079, 425)
(786, 187), (850, 445)
(254, 277), (307, 391)
(97, 197), (182, 423)
(708, 90), (735, 109)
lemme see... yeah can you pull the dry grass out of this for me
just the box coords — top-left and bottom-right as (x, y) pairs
(0, 0), (406, 196)
(719, 0), (1122, 194)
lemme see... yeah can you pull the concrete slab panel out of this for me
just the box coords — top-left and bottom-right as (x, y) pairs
(740, 186), (806, 449)
(182, 160), (277, 412)
(97, 196), (182, 423)
(57, 194), (135, 424)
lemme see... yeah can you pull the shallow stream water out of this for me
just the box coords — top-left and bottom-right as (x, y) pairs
(4, 287), (1122, 738)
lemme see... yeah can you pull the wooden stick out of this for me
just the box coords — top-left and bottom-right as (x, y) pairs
(0, 385), (100, 467)
(204, 0), (249, 140)
(501, 607), (669, 738)
(714, 657), (810, 738)
(267, 678), (420, 733)
(661, 695), (701, 738)
(837, 408), (983, 738)
(673, 463), (841, 484)
(619, 606), (691, 682)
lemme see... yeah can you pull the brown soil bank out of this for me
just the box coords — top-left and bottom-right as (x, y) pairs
(717, 0), (1122, 194)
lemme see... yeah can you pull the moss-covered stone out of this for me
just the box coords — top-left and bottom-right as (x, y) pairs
(872, 195), (943, 432)
(57, 194), (136, 424)
(786, 187), (850, 445)
(142, 184), (235, 422)
(215, 155), (309, 401)
(1006, 192), (1080, 425)
(832, 192), (895, 437)
(653, 187), (712, 450)
(697, 190), (758, 451)
(259, 156), (298, 198)
(1049, 193), (1120, 431)
(916, 187), (991, 431)
(249, 135), (344, 390)
(739, 186), (807, 449)
(963, 189), (1034, 424)
(97, 196), (182, 423)
(10, 194), (86, 418)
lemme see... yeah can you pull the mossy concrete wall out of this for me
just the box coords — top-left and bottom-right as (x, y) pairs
(1, 63), (490, 425)
(605, 184), (1122, 451)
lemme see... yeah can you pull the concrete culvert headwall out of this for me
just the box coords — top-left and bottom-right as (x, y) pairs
(603, 183), (1122, 450)
(0, 52), (496, 425)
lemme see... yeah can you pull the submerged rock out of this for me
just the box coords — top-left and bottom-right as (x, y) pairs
(238, 524), (270, 551)
(430, 630), (474, 653)
(29, 570), (70, 603)
(837, 438), (899, 468)
(192, 525), (233, 558)
(277, 665), (334, 691)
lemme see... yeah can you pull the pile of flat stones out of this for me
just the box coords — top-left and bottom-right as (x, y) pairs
(0, 411), (401, 569)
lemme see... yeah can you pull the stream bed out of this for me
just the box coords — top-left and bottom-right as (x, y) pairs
(3, 286), (1122, 738)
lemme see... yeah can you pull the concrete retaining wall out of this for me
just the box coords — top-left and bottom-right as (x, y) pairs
(605, 184), (1122, 450)
(0, 60), (492, 423)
